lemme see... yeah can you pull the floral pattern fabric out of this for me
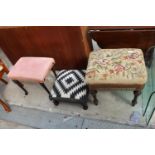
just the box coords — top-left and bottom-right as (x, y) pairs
(85, 48), (147, 85)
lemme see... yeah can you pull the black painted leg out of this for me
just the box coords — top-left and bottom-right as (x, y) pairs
(132, 90), (141, 106)
(13, 80), (28, 95)
(81, 102), (88, 110)
(40, 83), (52, 100)
(53, 100), (59, 106)
(52, 69), (57, 77)
(91, 90), (98, 105)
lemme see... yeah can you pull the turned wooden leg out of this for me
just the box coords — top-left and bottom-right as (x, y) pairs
(51, 66), (57, 77)
(91, 90), (98, 105)
(53, 100), (59, 106)
(13, 80), (28, 95)
(132, 90), (141, 106)
(0, 99), (11, 112)
(81, 102), (88, 110)
(40, 83), (53, 100)
(52, 69), (57, 77)
(0, 79), (8, 85)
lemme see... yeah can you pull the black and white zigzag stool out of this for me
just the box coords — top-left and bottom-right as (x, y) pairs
(51, 70), (89, 110)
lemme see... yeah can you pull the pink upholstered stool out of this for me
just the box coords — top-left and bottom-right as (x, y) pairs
(8, 57), (55, 100)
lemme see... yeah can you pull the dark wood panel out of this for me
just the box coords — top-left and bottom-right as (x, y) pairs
(89, 26), (155, 30)
(0, 26), (88, 69)
(88, 29), (155, 51)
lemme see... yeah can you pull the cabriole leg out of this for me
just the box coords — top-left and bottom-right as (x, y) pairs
(40, 83), (52, 100)
(91, 90), (98, 105)
(132, 90), (141, 106)
(0, 99), (11, 112)
(13, 80), (28, 95)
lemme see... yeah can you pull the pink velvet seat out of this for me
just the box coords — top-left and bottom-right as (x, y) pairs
(8, 57), (55, 83)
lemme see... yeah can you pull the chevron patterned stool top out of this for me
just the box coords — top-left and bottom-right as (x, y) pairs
(51, 70), (89, 104)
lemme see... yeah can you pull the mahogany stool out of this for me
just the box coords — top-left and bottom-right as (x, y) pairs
(8, 57), (56, 100)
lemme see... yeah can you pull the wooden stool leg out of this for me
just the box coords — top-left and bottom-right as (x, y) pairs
(51, 66), (57, 77)
(81, 102), (88, 110)
(0, 99), (11, 112)
(91, 90), (98, 105)
(0, 79), (8, 85)
(132, 90), (141, 106)
(40, 83), (53, 100)
(53, 100), (59, 106)
(13, 80), (28, 95)
(52, 69), (57, 77)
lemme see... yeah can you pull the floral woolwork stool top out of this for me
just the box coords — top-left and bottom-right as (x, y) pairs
(85, 48), (147, 86)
